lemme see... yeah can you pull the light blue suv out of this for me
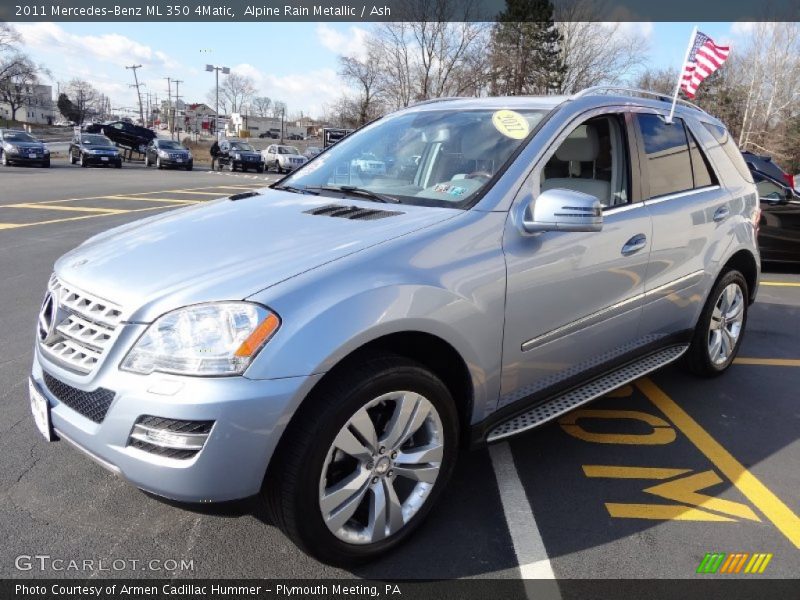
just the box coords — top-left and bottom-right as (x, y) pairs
(30, 88), (760, 565)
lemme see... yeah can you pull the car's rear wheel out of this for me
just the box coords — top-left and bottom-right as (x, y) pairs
(265, 355), (459, 566)
(684, 269), (748, 376)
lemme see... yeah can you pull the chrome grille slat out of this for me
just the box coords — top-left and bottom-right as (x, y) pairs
(39, 276), (124, 375)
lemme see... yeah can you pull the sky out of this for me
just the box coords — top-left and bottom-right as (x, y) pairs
(11, 21), (752, 119)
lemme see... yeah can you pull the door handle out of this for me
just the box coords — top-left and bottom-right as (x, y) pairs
(713, 206), (730, 222)
(621, 234), (647, 256)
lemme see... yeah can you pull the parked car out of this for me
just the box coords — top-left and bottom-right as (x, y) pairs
(262, 144), (307, 173)
(29, 89), (759, 567)
(743, 151), (796, 191)
(215, 139), (264, 172)
(144, 139), (193, 171)
(258, 129), (281, 139)
(84, 120), (156, 152)
(304, 146), (323, 159)
(68, 133), (122, 168)
(751, 170), (800, 264)
(351, 152), (386, 176)
(0, 129), (50, 167)
(286, 133), (304, 140)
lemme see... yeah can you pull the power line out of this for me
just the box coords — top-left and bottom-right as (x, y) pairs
(173, 79), (183, 137)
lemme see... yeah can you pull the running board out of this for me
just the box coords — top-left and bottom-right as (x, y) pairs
(486, 345), (689, 443)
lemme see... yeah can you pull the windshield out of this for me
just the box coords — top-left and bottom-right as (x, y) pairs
(230, 142), (254, 151)
(278, 146), (299, 155)
(4, 131), (35, 143)
(82, 135), (113, 146)
(158, 141), (183, 150)
(280, 108), (546, 208)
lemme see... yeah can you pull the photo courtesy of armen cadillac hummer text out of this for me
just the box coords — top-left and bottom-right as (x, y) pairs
(29, 88), (760, 566)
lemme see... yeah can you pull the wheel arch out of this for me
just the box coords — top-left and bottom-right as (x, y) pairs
(722, 249), (759, 304)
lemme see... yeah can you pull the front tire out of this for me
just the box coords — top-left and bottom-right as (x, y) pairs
(156, 157), (162, 170)
(1, 152), (8, 166)
(79, 154), (87, 167)
(684, 269), (748, 377)
(265, 355), (459, 566)
(144, 155), (150, 167)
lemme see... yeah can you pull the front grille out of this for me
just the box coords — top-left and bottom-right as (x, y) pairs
(39, 276), (124, 374)
(43, 372), (115, 423)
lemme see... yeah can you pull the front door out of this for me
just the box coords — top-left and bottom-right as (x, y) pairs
(500, 111), (652, 410)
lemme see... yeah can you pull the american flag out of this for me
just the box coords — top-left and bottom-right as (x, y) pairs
(681, 31), (730, 99)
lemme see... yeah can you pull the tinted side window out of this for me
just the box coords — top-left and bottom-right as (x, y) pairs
(636, 114), (693, 198)
(687, 129), (717, 188)
(702, 122), (754, 183)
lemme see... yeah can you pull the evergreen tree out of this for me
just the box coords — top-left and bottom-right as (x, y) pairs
(490, 0), (565, 95)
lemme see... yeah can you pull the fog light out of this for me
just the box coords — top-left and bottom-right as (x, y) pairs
(128, 416), (214, 454)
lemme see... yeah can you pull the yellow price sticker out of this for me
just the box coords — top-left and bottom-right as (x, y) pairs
(492, 110), (530, 140)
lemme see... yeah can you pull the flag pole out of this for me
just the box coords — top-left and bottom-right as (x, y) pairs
(667, 25), (697, 123)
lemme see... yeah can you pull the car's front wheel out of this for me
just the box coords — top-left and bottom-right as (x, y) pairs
(265, 355), (459, 566)
(685, 269), (748, 376)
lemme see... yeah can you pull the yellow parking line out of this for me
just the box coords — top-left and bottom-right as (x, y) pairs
(637, 377), (800, 549)
(734, 358), (800, 367)
(760, 281), (800, 287)
(109, 196), (200, 205)
(0, 205), (180, 229)
(148, 190), (229, 196)
(583, 466), (691, 479)
(5, 203), (127, 214)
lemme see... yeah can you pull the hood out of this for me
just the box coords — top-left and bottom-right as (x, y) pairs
(54, 190), (460, 322)
(6, 141), (44, 149)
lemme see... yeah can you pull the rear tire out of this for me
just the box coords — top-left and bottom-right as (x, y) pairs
(684, 269), (748, 377)
(264, 355), (459, 567)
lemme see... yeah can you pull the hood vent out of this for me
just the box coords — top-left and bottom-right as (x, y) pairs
(228, 191), (261, 201)
(304, 204), (402, 221)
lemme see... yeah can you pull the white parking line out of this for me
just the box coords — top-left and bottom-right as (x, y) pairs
(489, 443), (561, 598)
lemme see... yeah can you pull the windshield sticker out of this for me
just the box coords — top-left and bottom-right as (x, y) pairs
(492, 110), (530, 140)
(433, 184), (466, 196)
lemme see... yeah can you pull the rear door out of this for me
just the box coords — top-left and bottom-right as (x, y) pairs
(636, 112), (730, 339)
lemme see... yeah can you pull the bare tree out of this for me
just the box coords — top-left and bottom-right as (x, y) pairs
(339, 52), (385, 126)
(368, 0), (490, 109)
(0, 57), (42, 121)
(62, 78), (101, 124)
(205, 88), (228, 115)
(219, 73), (256, 114)
(554, 1), (649, 93)
(252, 96), (272, 117)
(271, 100), (287, 119)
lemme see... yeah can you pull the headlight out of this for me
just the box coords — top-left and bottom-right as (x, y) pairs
(158, 150), (169, 158)
(186, 151), (193, 159)
(121, 302), (280, 376)
(43, 146), (50, 154)
(5, 144), (19, 154)
(234, 153), (242, 160)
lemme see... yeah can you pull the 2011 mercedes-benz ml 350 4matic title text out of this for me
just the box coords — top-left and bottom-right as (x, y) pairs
(29, 88), (760, 566)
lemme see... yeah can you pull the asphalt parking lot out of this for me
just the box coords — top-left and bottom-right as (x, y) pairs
(0, 159), (798, 585)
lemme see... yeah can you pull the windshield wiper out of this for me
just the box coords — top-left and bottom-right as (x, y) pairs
(273, 184), (319, 195)
(312, 185), (401, 204)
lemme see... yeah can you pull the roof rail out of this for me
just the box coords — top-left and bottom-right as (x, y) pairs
(571, 86), (708, 114)
(410, 97), (465, 107)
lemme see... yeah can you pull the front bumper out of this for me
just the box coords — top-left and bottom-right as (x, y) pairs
(5, 153), (49, 165)
(31, 342), (321, 502)
(83, 154), (122, 166)
(158, 157), (193, 168)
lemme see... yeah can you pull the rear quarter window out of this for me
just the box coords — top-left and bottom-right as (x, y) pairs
(701, 122), (754, 183)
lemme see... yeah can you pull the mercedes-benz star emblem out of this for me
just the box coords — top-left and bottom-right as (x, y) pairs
(37, 291), (58, 343)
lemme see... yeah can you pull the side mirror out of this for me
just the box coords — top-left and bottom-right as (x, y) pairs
(521, 188), (603, 234)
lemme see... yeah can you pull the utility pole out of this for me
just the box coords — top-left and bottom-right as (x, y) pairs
(205, 64), (230, 138)
(126, 64), (145, 125)
(164, 77), (172, 138)
(280, 105), (285, 144)
(173, 79), (183, 139)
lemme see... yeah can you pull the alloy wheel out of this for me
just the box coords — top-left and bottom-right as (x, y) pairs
(707, 282), (745, 365)
(318, 391), (444, 545)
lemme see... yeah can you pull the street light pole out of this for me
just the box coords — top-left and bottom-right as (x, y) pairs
(206, 64), (230, 138)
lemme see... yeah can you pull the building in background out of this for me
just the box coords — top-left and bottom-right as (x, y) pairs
(0, 84), (56, 125)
